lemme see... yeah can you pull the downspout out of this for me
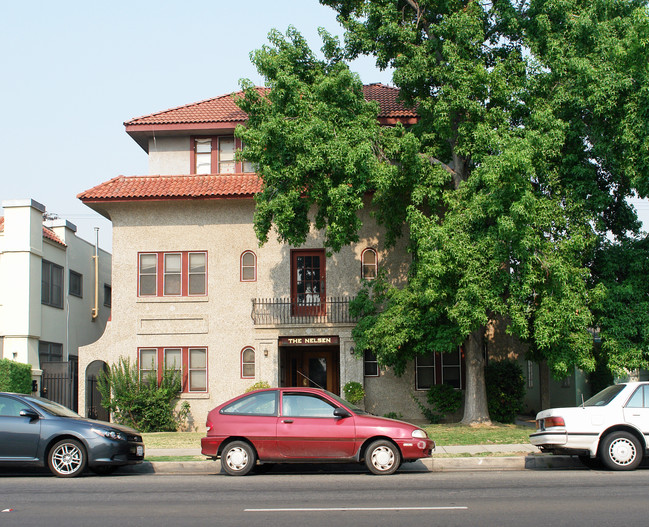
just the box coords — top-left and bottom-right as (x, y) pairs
(91, 227), (99, 321)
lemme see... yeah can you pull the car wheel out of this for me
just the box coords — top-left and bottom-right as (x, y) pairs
(365, 440), (401, 475)
(600, 431), (643, 471)
(48, 439), (87, 478)
(89, 465), (119, 476)
(221, 441), (256, 476)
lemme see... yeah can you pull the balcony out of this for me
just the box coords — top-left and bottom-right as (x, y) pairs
(251, 297), (357, 326)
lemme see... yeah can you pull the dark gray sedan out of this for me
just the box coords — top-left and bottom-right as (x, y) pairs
(0, 392), (144, 477)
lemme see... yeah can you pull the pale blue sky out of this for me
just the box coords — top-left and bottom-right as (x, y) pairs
(1, 1), (646, 251)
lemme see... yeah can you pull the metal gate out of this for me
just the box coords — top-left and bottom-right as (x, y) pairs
(41, 360), (78, 412)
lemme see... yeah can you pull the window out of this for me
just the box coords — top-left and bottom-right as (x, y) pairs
(39, 341), (63, 364)
(138, 251), (207, 297)
(361, 248), (378, 280)
(291, 249), (326, 316)
(138, 347), (208, 393)
(222, 391), (278, 416)
(241, 347), (255, 378)
(415, 348), (464, 390)
(627, 385), (649, 408)
(104, 284), (111, 307)
(42, 260), (63, 308)
(69, 270), (83, 298)
(364, 350), (379, 377)
(191, 136), (250, 174)
(241, 251), (257, 282)
(282, 393), (336, 418)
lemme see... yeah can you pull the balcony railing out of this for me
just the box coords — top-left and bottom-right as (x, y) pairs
(251, 297), (357, 326)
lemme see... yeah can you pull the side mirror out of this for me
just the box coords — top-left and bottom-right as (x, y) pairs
(333, 407), (352, 419)
(20, 409), (40, 420)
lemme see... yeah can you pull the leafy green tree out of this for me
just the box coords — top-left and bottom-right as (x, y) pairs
(237, 1), (649, 422)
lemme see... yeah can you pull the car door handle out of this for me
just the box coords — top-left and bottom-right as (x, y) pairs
(282, 419), (294, 424)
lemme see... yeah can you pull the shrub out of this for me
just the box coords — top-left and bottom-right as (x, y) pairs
(485, 360), (525, 423)
(413, 383), (463, 423)
(0, 359), (32, 393)
(343, 381), (365, 404)
(97, 357), (190, 432)
(245, 381), (271, 392)
(383, 411), (403, 420)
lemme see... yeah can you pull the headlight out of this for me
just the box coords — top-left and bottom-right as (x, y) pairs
(412, 429), (428, 439)
(92, 428), (127, 441)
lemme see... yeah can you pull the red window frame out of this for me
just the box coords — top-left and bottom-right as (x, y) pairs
(361, 248), (378, 280)
(138, 347), (208, 393)
(290, 249), (326, 316)
(415, 348), (465, 390)
(138, 251), (207, 297)
(240, 251), (257, 282)
(241, 347), (255, 379)
(190, 135), (247, 174)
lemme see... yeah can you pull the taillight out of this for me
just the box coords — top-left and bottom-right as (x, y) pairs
(206, 421), (213, 432)
(543, 416), (565, 428)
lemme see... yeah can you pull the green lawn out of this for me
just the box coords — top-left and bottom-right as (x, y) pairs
(142, 423), (533, 450)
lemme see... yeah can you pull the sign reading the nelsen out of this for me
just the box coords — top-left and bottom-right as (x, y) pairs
(279, 336), (340, 346)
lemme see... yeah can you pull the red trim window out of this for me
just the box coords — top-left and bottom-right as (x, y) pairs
(138, 251), (207, 297)
(241, 347), (255, 379)
(241, 251), (257, 282)
(138, 347), (208, 393)
(361, 248), (378, 280)
(191, 136), (247, 174)
(291, 249), (326, 316)
(415, 348), (464, 390)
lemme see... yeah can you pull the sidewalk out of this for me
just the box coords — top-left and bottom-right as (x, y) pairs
(118, 443), (582, 474)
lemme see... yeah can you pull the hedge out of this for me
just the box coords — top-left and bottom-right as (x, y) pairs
(0, 359), (33, 394)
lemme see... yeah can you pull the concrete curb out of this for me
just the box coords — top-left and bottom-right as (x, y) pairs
(116, 454), (583, 475)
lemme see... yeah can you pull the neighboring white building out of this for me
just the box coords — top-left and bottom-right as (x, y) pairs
(0, 199), (111, 410)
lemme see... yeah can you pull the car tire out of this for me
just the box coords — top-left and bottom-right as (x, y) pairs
(89, 465), (119, 476)
(48, 439), (87, 478)
(221, 441), (256, 476)
(600, 431), (643, 471)
(365, 439), (401, 475)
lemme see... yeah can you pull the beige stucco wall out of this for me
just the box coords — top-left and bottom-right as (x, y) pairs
(78, 197), (417, 429)
(148, 137), (190, 175)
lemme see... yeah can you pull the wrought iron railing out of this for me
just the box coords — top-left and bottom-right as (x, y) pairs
(251, 297), (357, 325)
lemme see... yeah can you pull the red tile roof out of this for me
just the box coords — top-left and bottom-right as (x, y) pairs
(78, 174), (262, 202)
(0, 216), (67, 247)
(125, 84), (416, 127)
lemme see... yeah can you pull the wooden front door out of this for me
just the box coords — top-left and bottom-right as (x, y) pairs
(281, 347), (340, 395)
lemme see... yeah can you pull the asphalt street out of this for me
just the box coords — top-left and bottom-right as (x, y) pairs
(1, 468), (647, 526)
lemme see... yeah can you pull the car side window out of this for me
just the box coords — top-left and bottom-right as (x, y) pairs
(221, 391), (277, 416)
(282, 394), (336, 418)
(626, 385), (649, 408)
(0, 395), (24, 417)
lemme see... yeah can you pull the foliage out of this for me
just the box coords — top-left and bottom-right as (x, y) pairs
(0, 359), (32, 394)
(383, 411), (403, 420)
(245, 381), (271, 392)
(343, 381), (365, 404)
(97, 357), (190, 433)
(414, 383), (463, 424)
(237, 1), (649, 422)
(485, 361), (526, 424)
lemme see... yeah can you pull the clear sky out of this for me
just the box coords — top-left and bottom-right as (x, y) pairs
(1, 1), (646, 252)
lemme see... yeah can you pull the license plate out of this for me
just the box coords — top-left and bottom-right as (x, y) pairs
(137, 446), (144, 456)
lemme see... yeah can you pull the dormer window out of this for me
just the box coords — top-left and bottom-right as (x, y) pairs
(192, 136), (251, 174)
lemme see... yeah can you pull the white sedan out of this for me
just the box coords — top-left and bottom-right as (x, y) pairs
(530, 381), (649, 470)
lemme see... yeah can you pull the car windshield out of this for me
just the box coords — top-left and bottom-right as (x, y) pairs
(24, 396), (80, 418)
(324, 390), (369, 415)
(583, 384), (626, 407)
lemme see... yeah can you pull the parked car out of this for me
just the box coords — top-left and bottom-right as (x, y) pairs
(530, 381), (649, 470)
(201, 387), (435, 476)
(0, 392), (144, 477)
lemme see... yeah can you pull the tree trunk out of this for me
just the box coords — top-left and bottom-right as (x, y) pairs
(460, 326), (491, 425)
(539, 360), (551, 411)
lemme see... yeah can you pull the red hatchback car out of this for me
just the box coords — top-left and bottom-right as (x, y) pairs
(201, 387), (434, 475)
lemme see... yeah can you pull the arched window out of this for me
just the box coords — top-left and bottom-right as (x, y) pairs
(241, 347), (255, 378)
(361, 248), (378, 280)
(241, 251), (257, 282)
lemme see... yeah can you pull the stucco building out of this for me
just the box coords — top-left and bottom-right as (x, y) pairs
(0, 199), (111, 410)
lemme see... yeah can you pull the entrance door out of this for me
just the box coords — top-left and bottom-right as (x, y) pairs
(291, 250), (326, 316)
(281, 347), (340, 395)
